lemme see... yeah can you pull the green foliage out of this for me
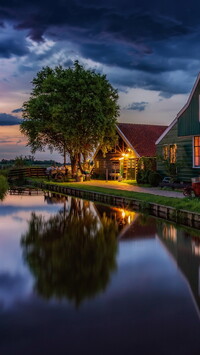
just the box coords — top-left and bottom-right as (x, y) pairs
(0, 175), (9, 200)
(0, 169), (10, 178)
(137, 157), (157, 185)
(138, 157), (156, 171)
(136, 169), (152, 184)
(21, 61), (119, 170)
(21, 198), (118, 306)
(148, 171), (162, 186)
(14, 155), (29, 167)
(157, 155), (183, 180)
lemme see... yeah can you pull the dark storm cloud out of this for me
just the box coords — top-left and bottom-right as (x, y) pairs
(0, 38), (28, 58)
(0, 113), (22, 126)
(0, 24), (29, 59)
(124, 102), (149, 111)
(0, 1), (193, 43)
(1, 1), (200, 95)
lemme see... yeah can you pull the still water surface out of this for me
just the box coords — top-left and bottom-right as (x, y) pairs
(0, 192), (200, 355)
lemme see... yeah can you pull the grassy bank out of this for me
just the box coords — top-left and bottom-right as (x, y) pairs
(34, 180), (200, 214)
(0, 175), (9, 200)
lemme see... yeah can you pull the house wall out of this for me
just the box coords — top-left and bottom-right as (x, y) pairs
(178, 80), (200, 136)
(157, 122), (200, 181)
(93, 135), (138, 179)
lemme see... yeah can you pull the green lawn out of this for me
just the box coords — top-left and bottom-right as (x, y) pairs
(34, 179), (200, 214)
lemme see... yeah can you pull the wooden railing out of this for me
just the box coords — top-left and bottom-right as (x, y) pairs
(8, 167), (47, 179)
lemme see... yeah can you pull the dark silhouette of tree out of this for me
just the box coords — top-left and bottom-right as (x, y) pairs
(21, 198), (118, 306)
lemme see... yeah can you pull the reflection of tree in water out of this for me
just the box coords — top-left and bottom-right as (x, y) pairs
(21, 198), (118, 306)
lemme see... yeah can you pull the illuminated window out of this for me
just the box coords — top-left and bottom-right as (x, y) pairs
(163, 144), (177, 162)
(96, 160), (100, 168)
(194, 136), (200, 167)
(169, 144), (177, 163)
(163, 145), (169, 160)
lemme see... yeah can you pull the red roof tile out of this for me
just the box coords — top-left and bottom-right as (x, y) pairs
(117, 123), (167, 157)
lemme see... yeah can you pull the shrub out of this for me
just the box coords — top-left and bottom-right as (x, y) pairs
(136, 169), (151, 184)
(0, 168), (10, 178)
(148, 171), (162, 186)
(136, 170), (143, 184)
(0, 175), (9, 200)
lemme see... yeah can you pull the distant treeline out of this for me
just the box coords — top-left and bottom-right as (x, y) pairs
(0, 156), (61, 169)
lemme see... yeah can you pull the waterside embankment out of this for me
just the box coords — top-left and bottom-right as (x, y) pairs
(32, 181), (200, 230)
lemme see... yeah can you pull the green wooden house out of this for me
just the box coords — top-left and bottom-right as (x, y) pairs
(156, 73), (200, 182)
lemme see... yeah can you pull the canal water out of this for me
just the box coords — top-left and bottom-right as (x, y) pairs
(0, 191), (200, 355)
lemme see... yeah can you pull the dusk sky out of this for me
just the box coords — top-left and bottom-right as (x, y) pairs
(1, 0), (200, 161)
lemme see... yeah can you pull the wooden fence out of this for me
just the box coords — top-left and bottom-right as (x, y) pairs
(8, 167), (47, 180)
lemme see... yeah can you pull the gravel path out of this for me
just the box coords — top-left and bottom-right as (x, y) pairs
(82, 180), (185, 199)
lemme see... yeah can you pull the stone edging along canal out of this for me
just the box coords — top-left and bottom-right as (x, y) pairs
(34, 182), (200, 229)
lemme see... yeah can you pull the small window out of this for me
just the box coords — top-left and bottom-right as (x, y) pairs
(194, 136), (200, 167)
(169, 144), (177, 163)
(163, 145), (169, 160)
(96, 160), (100, 169)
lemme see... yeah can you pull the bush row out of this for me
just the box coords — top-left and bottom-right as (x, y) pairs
(136, 169), (162, 187)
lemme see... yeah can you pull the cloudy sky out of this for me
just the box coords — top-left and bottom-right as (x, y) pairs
(0, 0), (200, 160)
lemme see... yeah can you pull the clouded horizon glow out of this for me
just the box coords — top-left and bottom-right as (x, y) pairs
(0, 0), (200, 160)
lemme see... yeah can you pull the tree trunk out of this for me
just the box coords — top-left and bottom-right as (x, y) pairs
(82, 152), (88, 171)
(63, 147), (66, 165)
(78, 153), (84, 173)
(70, 155), (78, 177)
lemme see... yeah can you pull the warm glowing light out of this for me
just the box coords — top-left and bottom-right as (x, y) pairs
(121, 210), (125, 218)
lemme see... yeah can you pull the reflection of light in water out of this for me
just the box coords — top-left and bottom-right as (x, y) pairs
(162, 224), (177, 243)
(119, 208), (138, 226)
(192, 241), (200, 256)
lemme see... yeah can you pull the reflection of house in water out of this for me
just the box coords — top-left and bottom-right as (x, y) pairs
(157, 221), (200, 314)
(118, 215), (156, 240)
(94, 203), (157, 239)
(93, 203), (139, 233)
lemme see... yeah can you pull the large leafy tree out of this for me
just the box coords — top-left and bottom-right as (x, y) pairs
(21, 61), (119, 174)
